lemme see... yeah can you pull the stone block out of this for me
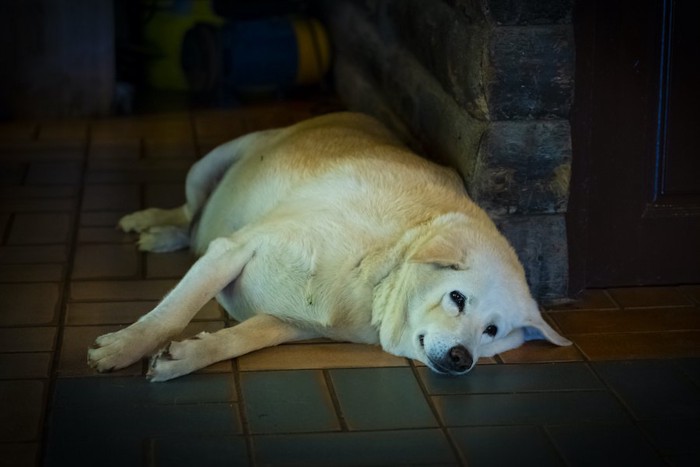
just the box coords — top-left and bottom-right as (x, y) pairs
(472, 120), (571, 216)
(495, 214), (568, 301)
(485, 25), (574, 119)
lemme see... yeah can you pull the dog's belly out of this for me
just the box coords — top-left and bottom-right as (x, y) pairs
(215, 241), (379, 344)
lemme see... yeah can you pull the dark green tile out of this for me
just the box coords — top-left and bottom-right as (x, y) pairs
(450, 426), (563, 466)
(676, 358), (700, 386)
(329, 367), (437, 430)
(240, 371), (340, 434)
(419, 363), (603, 395)
(154, 435), (249, 467)
(640, 419), (700, 460)
(593, 360), (700, 420)
(45, 403), (241, 466)
(435, 392), (629, 426)
(0, 443), (38, 467)
(0, 381), (45, 442)
(547, 423), (663, 467)
(253, 429), (457, 466)
(53, 374), (237, 407)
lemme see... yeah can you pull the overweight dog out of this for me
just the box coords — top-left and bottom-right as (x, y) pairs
(87, 112), (571, 381)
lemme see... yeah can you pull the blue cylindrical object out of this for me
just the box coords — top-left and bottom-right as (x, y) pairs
(220, 17), (298, 89)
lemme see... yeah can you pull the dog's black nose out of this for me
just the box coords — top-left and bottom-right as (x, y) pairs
(448, 345), (473, 372)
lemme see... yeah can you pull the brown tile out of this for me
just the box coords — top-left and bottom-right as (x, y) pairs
(0, 380), (45, 442)
(70, 279), (177, 301)
(237, 343), (409, 371)
(679, 285), (700, 305)
(80, 212), (124, 227)
(0, 198), (76, 212)
(0, 142), (83, 161)
(146, 251), (194, 278)
(0, 162), (27, 185)
(0, 353), (52, 379)
(37, 120), (88, 141)
(7, 213), (73, 244)
(607, 286), (693, 308)
(144, 183), (186, 208)
(143, 141), (196, 159)
(0, 122), (37, 141)
(0, 283), (60, 325)
(0, 245), (67, 264)
(91, 114), (192, 143)
(571, 331), (700, 360)
(550, 308), (700, 335)
(25, 161), (82, 185)
(65, 299), (221, 325)
(72, 244), (139, 280)
(89, 141), (140, 159)
(498, 340), (585, 364)
(0, 328), (56, 352)
(0, 442), (39, 467)
(0, 185), (77, 199)
(81, 184), (140, 211)
(547, 289), (618, 311)
(77, 227), (135, 244)
(0, 264), (64, 282)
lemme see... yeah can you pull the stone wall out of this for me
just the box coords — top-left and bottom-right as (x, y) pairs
(318, 0), (574, 301)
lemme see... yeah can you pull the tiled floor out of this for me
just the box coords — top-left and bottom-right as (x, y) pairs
(1, 100), (699, 466)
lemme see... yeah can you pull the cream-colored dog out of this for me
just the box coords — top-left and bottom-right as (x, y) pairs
(87, 112), (571, 381)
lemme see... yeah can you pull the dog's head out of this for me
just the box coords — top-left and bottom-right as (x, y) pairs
(375, 213), (571, 375)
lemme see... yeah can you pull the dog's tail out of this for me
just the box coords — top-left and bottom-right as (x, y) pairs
(185, 132), (265, 222)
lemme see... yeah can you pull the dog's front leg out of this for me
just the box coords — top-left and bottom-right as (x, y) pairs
(148, 315), (317, 382)
(87, 236), (255, 372)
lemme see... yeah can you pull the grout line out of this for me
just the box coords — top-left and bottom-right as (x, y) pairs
(322, 368), (349, 432)
(231, 358), (256, 466)
(407, 360), (465, 465)
(38, 122), (92, 464)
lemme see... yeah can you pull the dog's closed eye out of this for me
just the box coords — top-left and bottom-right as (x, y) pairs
(449, 291), (466, 312)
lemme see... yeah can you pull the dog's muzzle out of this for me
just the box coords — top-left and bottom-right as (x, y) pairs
(426, 344), (473, 376)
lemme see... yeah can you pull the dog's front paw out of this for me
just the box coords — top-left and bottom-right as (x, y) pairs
(148, 332), (210, 382)
(88, 322), (161, 372)
(118, 209), (161, 233)
(137, 226), (190, 252)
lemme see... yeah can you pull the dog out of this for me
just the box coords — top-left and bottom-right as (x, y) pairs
(87, 112), (571, 381)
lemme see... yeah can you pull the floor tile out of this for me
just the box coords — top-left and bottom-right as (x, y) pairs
(450, 426), (562, 466)
(89, 141), (141, 159)
(0, 327), (56, 352)
(70, 279), (177, 301)
(144, 182), (187, 209)
(434, 391), (629, 426)
(676, 358), (700, 386)
(0, 185), (77, 199)
(25, 161), (82, 185)
(240, 370), (340, 434)
(550, 307), (700, 335)
(680, 285), (700, 305)
(146, 250), (195, 278)
(237, 343), (408, 371)
(0, 353), (52, 379)
(72, 244), (139, 279)
(639, 419), (700, 462)
(7, 212), (73, 244)
(0, 197), (76, 212)
(498, 339), (585, 363)
(81, 184), (140, 211)
(418, 363), (603, 395)
(607, 286), (693, 308)
(77, 226), (134, 243)
(0, 245), (68, 264)
(329, 367), (437, 430)
(0, 380), (45, 442)
(65, 299), (221, 325)
(253, 429), (457, 466)
(592, 360), (700, 420)
(0, 263), (64, 282)
(143, 141), (196, 159)
(154, 435), (249, 467)
(547, 423), (663, 467)
(37, 120), (88, 141)
(0, 443), (39, 467)
(53, 374), (237, 407)
(572, 331), (700, 360)
(547, 289), (618, 311)
(0, 283), (60, 325)
(80, 211), (125, 227)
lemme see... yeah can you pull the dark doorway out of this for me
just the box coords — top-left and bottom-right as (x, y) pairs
(569, 0), (700, 291)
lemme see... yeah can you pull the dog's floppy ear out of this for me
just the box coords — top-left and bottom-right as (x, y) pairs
(521, 313), (572, 347)
(409, 230), (468, 270)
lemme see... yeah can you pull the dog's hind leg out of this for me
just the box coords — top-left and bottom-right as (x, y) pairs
(87, 234), (258, 373)
(148, 315), (317, 382)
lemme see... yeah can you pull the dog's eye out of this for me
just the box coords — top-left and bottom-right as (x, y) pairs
(449, 291), (466, 312)
(483, 325), (498, 337)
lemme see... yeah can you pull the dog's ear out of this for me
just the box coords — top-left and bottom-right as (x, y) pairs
(521, 313), (572, 347)
(409, 231), (468, 270)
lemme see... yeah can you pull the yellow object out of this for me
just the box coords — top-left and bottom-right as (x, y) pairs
(144, 0), (224, 90)
(291, 17), (332, 86)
